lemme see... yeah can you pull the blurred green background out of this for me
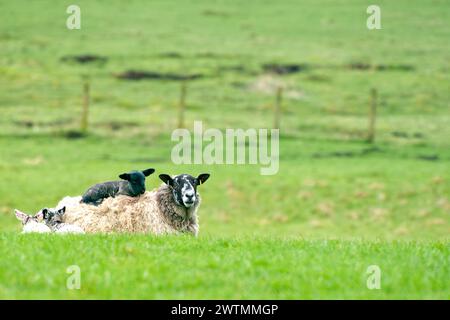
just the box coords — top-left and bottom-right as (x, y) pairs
(1, 0), (448, 238)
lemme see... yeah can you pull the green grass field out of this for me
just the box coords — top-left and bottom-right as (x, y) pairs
(0, 0), (449, 299)
(1, 235), (448, 299)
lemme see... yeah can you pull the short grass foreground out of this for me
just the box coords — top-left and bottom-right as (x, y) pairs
(0, 0), (448, 300)
(0, 234), (448, 299)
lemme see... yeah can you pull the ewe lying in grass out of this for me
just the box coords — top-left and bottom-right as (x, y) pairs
(58, 173), (210, 236)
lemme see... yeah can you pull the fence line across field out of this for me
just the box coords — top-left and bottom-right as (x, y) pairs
(75, 77), (378, 143)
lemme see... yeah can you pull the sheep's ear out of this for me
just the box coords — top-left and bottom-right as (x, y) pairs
(41, 208), (48, 219)
(197, 173), (210, 185)
(14, 209), (28, 222)
(119, 173), (131, 181)
(58, 206), (66, 215)
(142, 168), (155, 177)
(159, 174), (173, 186)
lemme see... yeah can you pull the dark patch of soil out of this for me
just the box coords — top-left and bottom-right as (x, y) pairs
(259, 62), (415, 75)
(262, 63), (308, 75)
(61, 54), (107, 64)
(392, 131), (409, 138)
(347, 63), (414, 71)
(14, 120), (34, 128)
(64, 130), (87, 139)
(391, 131), (425, 139)
(312, 147), (383, 158)
(115, 70), (203, 81)
(312, 151), (356, 158)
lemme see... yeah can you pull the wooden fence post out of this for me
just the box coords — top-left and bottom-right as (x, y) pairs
(80, 78), (90, 133)
(367, 88), (377, 143)
(273, 86), (283, 130)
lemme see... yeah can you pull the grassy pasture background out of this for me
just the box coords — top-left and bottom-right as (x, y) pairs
(0, 0), (448, 299)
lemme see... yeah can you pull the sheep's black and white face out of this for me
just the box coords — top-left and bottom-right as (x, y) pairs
(159, 173), (210, 208)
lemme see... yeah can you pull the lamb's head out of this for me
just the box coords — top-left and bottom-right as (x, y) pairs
(42, 206), (66, 227)
(159, 173), (210, 208)
(119, 168), (155, 194)
(14, 209), (50, 233)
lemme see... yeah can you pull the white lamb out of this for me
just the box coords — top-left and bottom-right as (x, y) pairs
(14, 209), (51, 233)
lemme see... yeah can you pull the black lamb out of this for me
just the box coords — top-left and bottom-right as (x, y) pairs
(81, 168), (155, 206)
